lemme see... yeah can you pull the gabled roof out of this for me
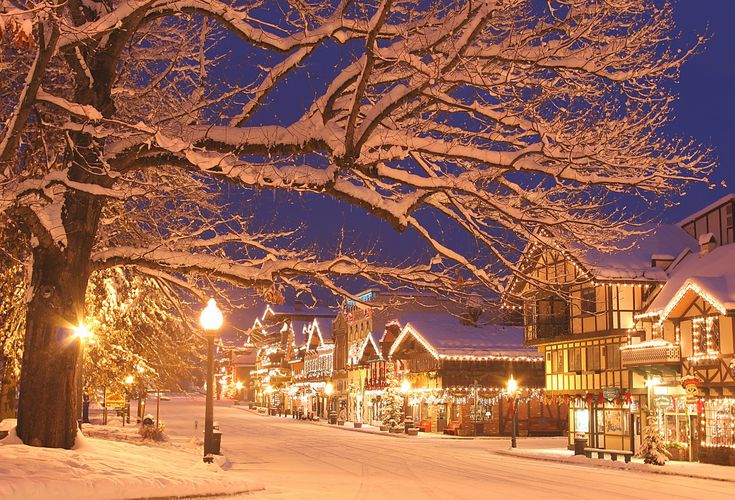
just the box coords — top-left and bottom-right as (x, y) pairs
(358, 333), (382, 364)
(387, 311), (537, 360)
(570, 224), (698, 281)
(678, 194), (735, 227)
(643, 244), (735, 318)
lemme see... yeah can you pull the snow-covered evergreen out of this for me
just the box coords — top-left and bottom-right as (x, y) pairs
(638, 417), (671, 466)
(381, 365), (404, 430)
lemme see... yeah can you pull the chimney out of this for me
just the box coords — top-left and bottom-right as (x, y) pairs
(699, 233), (718, 257)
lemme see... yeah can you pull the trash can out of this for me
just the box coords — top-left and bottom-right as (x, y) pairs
(329, 410), (337, 424)
(211, 430), (223, 455)
(574, 433), (587, 456)
(404, 416), (414, 433)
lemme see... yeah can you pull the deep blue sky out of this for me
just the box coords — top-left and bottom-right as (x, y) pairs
(222, 1), (735, 332)
(667, 0), (735, 220)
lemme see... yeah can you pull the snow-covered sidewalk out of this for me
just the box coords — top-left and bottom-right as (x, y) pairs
(497, 447), (735, 483)
(0, 421), (262, 500)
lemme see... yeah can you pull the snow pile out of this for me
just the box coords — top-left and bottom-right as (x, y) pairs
(0, 424), (260, 500)
(498, 448), (735, 483)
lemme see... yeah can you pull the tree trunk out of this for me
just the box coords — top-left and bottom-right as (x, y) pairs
(16, 184), (105, 448)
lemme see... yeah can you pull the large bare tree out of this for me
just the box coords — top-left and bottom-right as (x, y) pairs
(0, 0), (712, 448)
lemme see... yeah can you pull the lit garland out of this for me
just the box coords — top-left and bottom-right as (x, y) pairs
(636, 281), (729, 324)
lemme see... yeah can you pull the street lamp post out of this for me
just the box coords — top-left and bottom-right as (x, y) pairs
(325, 381), (334, 422)
(507, 375), (518, 448)
(200, 298), (224, 463)
(124, 375), (134, 427)
(74, 324), (93, 428)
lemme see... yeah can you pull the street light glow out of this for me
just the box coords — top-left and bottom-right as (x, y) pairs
(325, 382), (334, 396)
(200, 298), (223, 331)
(400, 379), (411, 394)
(74, 324), (93, 341)
(124, 375), (134, 385)
(235, 381), (244, 390)
(507, 375), (518, 395)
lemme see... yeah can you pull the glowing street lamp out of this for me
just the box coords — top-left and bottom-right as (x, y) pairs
(400, 379), (411, 394)
(200, 298), (223, 462)
(235, 381), (244, 402)
(507, 375), (519, 448)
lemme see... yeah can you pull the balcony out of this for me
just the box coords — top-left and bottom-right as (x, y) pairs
(621, 339), (681, 368)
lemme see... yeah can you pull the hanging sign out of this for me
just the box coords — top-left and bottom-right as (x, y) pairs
(681, 377), (703, 404)
(603, 387), (619, 402)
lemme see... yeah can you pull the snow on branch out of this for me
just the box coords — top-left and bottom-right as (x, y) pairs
(1, 0), (714, 302)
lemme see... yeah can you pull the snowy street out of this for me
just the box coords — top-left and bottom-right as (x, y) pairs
(160, 397), (733, 499)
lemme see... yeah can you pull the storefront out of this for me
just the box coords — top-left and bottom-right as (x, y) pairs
(567, 391), (640, 452)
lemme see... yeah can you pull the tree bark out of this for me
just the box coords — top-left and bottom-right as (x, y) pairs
(15, 198), (100, 447)
(16, 143), (108, 448)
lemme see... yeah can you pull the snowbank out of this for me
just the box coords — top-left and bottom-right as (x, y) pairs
(0, 423), (261, 500)
(497, 447), (735, 483)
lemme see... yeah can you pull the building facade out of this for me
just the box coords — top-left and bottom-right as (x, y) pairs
(517, 194), (735, 462)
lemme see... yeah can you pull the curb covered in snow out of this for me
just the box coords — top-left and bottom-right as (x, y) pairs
(494, 449), (735, 483)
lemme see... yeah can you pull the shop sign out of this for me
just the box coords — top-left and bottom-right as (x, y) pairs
(602, 387), (619, 402)
(681, 377), (703, 404)
(654, 395), (671, 408)
(105, 391), (126, 409)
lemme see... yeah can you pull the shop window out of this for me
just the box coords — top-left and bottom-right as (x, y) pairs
(704, 399), (735, 447)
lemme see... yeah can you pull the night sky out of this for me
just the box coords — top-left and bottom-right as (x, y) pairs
(223, 1), (735, 334)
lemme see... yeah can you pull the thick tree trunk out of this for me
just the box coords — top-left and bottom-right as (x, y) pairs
(16, 169), (106, 448)
(15, 222), (98, 448)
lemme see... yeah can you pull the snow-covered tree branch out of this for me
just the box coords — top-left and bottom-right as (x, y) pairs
(0, 0), (713, 448)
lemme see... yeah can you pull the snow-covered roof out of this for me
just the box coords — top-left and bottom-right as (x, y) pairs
(645, 244), (735, 316)
(388, 311), (536, 359)
(574, 224), (698, 281)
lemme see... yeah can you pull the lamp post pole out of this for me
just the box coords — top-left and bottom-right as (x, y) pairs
(200, 298), (223, 463)
(507, 375), (518, 448)
(74, 325), (93, 428)
(204, 333), (215, 457)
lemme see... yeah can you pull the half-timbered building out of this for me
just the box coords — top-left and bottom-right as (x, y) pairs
(388, 311), (567, 436)
(627, 194), (735, 464)
(514, 223), (698, 452)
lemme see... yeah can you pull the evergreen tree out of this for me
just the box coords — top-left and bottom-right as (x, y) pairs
(381, 365), (403, 430)
(638, 416), (670, 466)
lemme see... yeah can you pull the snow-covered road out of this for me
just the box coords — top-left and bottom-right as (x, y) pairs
(160, 397), (731, 499)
